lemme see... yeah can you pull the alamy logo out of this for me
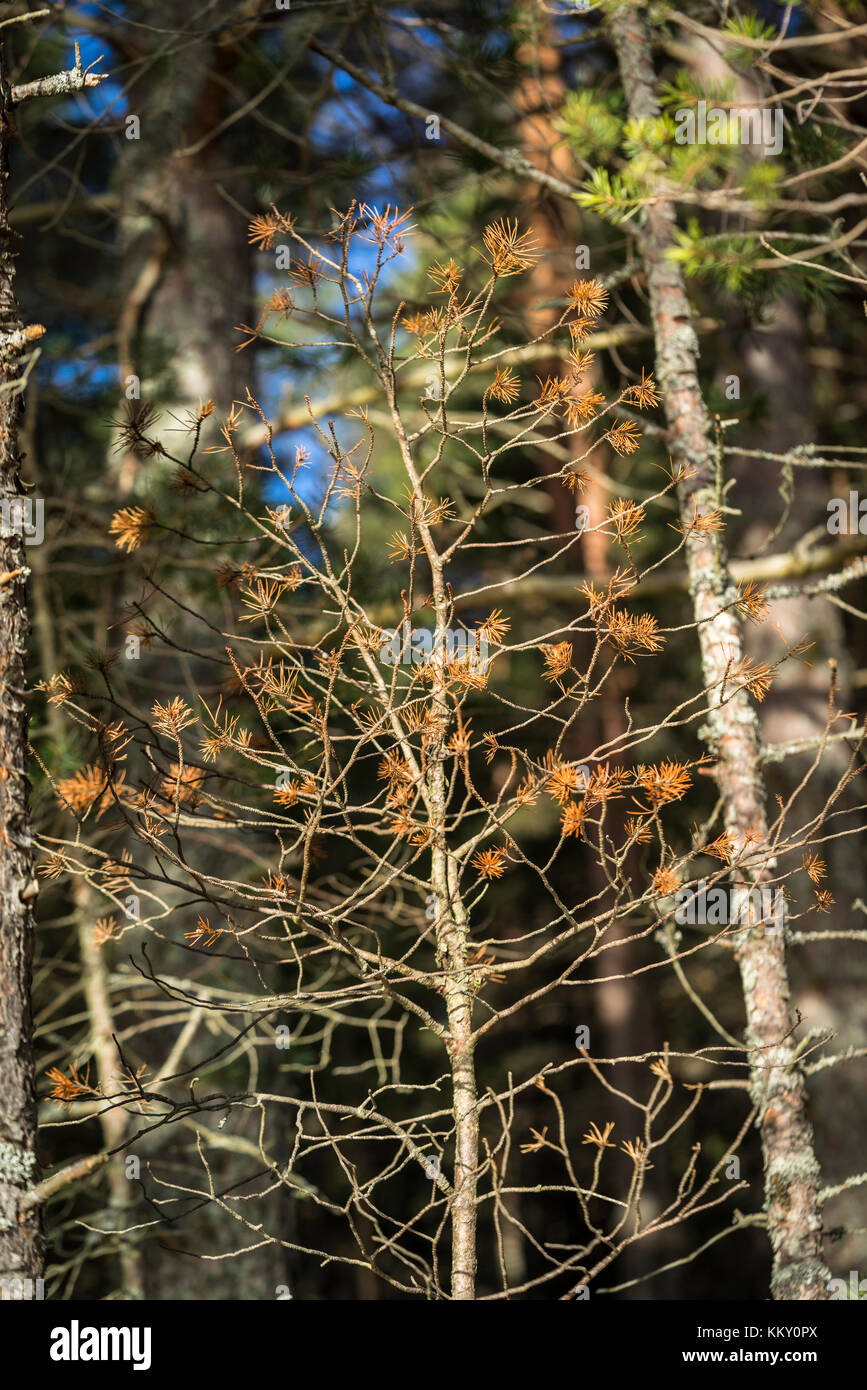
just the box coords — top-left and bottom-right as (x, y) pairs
(674, 880), (784, 934)
(0, 1276), (43, 1299)
(0, 496), (44, 545)
(827, 1270), (867, 1300)
(674, 101), (783, 156)
(49, 1320), (152, 1371)
(827, 492), (867, 534)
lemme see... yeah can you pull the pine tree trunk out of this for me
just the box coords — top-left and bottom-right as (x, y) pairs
(0, 39), (43, 1290)
(610, 4), (830, 1301)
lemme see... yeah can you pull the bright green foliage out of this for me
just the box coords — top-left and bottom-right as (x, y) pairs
(555, 89), (623, 159)
(721, 14), (780, 66)
(575, 166), (643, 223)
(742, 159), (783, 207)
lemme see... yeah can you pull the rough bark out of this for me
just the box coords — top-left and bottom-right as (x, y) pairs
(610, 5), (830, 1301)
(514, 16), (583, 536)
(115, 18), (252, 485)
(0, 37), (42, 1289)
(515, 9), (660, 1293)
(106, 9), (261, 1299)
(78, 890), (145, 1300)
(733, 297), (865, 1282)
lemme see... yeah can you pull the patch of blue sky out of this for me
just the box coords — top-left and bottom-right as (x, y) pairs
(254, 343), (347, 515)
(549, 2), (599, 41)
(764, 0), (805, 33)
(250, 211), (416, 528)
(61, 18), (127, 123)
(255, 420), (335, 572)
(43, 353), (117, 397)
(375, 5), (507, 61)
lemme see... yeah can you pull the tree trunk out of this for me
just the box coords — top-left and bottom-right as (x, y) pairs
(610, 4), (830, 1301)
(0, 38), (43, 1291)
(515, 10), (660, 1292)
(108, 12), (261, 1299)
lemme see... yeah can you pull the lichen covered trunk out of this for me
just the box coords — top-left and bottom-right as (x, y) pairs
(611, 4), (829, 1300)
(0, 42), (42, 1287)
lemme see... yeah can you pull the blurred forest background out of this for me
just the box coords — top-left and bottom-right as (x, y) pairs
(3, 0), (867, 1300)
